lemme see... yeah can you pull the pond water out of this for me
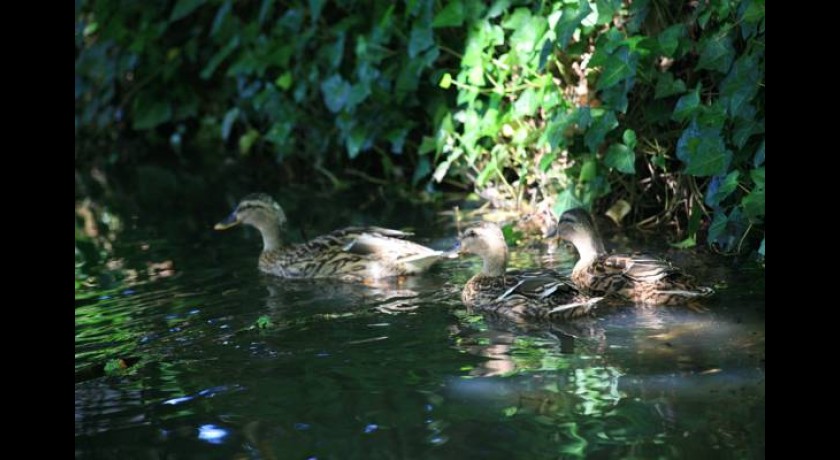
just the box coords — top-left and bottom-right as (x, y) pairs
(75, 188), (765, 459)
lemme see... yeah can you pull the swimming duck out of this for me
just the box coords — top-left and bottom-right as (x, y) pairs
(547, 208), (715, 305)
(215, 193), (449, 282)
(456, 222), (602, 323)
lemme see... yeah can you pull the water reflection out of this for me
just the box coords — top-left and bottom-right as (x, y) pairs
(75, 193), (764, 459)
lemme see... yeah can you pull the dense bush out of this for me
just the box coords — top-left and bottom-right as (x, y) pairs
(75, 0), (764, 255)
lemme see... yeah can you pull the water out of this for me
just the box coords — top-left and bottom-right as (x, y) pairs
(75, 190), (765, 459)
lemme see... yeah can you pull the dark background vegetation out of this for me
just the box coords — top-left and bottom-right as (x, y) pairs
(75, 0), (764, 256)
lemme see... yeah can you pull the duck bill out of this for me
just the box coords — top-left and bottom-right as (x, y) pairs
(443, 240), (462, 258)
(214, 212), (241, 230)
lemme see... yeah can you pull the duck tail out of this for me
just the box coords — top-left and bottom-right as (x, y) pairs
(397, 251), (447, 274)
(547, 296), (604, 318)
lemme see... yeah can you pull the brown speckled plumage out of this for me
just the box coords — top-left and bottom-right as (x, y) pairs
(458, 222), (602, 323)
(216, 194), (447, 282)
(549, 209), (715, 306)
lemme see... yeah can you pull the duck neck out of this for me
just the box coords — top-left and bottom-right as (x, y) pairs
(254, 221), (283, 252)
(480, 240), (509, 277)
(571, 230), (605, 275)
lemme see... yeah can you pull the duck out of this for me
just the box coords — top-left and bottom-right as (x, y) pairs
(214, 193), (450, 282)
(456, 222), (603, 323)
(547, 208), (715, 305)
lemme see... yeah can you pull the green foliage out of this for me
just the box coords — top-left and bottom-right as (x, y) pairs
(255, 315), (273, 329)
(76, 0), (764, 254)
(425, 0), (764, 254)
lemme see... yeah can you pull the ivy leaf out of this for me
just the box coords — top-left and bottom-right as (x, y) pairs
(412, 156), (432, 185)
(753, 140), (765, 167)
(670, 237), (696, 249)
(720, 54), (761, 117)
(553, 0), (593, 50)
(439, 72), (452, 89)
(676, 119), (732, 176)
(657, 24), (686, 57)
(487, 0), (511, 19)
(596, 46), (635, 90)
(731, 104), (761, 148)
(554, 188), (585, 216)
(750, 166), (765, 190)
(538, 38), (553, 71)
(201, 37), (239, 80)
(584, 109), (617, 152)
(408, 22), (434, 58)
(707, 211), (728, 245)
(502, 7), (532, 30)
(320, 74), (351, 113)
(510, 15), (547, 62)
(238, 128), (260, 155)
(672, 85), (700, 122)
(132, 97), (172, 130)
(604, 143), (635, 174)
(221, 107), (239, 141)
(741, 188), (765, 220)
(738, 0), (765, 39)
(170, 0), (205, 22)
(308, 0), (325, 23)
(704, 170), (740, 208)
(539, 152), (557, 172)
(697, 31), (735, 73)
(432, 0), (465, 28)
(275, 71), (293, 90)
(514, 88), (539, 118)
(346, 126), (367, 159)
(622, 129), (637, 150)
(654, 72), (686, 99)
(595, 0), (621, 25)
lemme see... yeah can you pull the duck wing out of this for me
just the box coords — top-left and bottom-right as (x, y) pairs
(604, 253), (680, 283)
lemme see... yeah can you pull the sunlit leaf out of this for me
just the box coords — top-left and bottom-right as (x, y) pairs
(595, 0), (621, 25)
(238, 128), (260, 155)
(514, 88), (539, 118)
(670, 237), (696, 249)
(275, 71), (293, 90)
(539, 152), (557, 172)
(432, 0), (465, 28)
(439, 72), (452, 89)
